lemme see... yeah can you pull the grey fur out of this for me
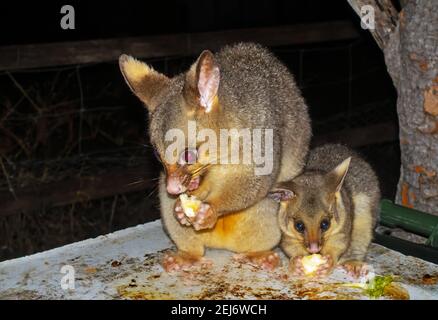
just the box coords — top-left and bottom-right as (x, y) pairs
(149, 43), (311, 212)
(120, 43), (311, 258)
(276, 144), (381, 264)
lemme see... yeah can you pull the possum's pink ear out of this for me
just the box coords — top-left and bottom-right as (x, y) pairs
(268, 188), (296, 202)
(326, 157), (351, 193)
(184, 50), (220, 113)
(119, 54), (170, 112)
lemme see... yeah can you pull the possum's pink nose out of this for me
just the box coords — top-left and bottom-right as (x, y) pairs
(166, 176), (187, 195)
(307, 243), (321, 254)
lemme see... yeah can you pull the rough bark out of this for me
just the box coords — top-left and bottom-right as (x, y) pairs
(348, 0), (438, 214)
(390, 1), (438, 214)
(347, 0), (398, 49)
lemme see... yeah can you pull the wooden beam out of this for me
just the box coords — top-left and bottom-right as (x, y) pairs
(0, 21), (359, 71)
(313, 122), (398, 148)
(0, 165), (154, 217)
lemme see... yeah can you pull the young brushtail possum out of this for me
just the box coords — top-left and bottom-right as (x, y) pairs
(119, 43), (311, 271)
(269, 144), (380, 277)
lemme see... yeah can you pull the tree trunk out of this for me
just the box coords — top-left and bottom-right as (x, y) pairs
(348, 0), (438, 214)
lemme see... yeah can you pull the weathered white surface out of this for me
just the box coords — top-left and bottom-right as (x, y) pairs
(0, 219), (437, 300)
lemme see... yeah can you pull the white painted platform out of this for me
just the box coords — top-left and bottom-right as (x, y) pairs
(0, 219), (437, 299)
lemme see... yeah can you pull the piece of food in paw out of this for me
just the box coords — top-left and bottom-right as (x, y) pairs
(301, 254), (325, 276)
(179, 194), (202, 218)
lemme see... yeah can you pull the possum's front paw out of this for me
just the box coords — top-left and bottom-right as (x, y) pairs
(289, 256), (305, 276)
(189, 203), (218, 230)
(174, 198), (192, 227)
(175, 194), (218, 230)
(161, 252), (212, 272)
(315, 255), (334, 277)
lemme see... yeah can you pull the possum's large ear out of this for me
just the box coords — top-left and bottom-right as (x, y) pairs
(325, 157), (351, 223)
(325, 157), (351, 193)
(184, 50), (220, 113)
(119, 54), (170, 112)
(268, 188), (296, 203)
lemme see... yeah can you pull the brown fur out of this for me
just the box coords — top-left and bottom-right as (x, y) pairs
(120, 43), (311, 260)
(271, 144), (380, 268)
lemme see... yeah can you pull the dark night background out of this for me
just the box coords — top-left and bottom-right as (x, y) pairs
(0, 1), (399, 261)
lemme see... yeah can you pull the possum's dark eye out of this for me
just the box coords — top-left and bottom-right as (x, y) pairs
(294, 221), (305, 233)
(179, 148), (198, 165)
(320, 219), (330, 232)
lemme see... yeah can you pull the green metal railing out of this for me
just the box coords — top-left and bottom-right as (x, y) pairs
(379, 199), (438, 248)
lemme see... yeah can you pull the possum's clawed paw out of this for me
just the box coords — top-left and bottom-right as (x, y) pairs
(233, 251), (280, 270)
(190, 203), (218, 231)
(161, 252), (212, 273)
(174, 197), (218, 230)
(289, 256), (306, 276)
(161, 253), (188, 272)
(174, 199), (192, 226)
(315, 255), (334, 277)
(342, 260), (369, 278)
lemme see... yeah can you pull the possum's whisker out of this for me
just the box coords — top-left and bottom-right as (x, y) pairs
(190, 164), (211, 176)
(125, 179), (145, 186)
(125, 175), (161, 186)
(146, 185), (159, 199)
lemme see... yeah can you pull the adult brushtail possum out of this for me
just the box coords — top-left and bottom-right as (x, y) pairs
(269, 144), (380, 277)
(119, 43), (311, 271)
